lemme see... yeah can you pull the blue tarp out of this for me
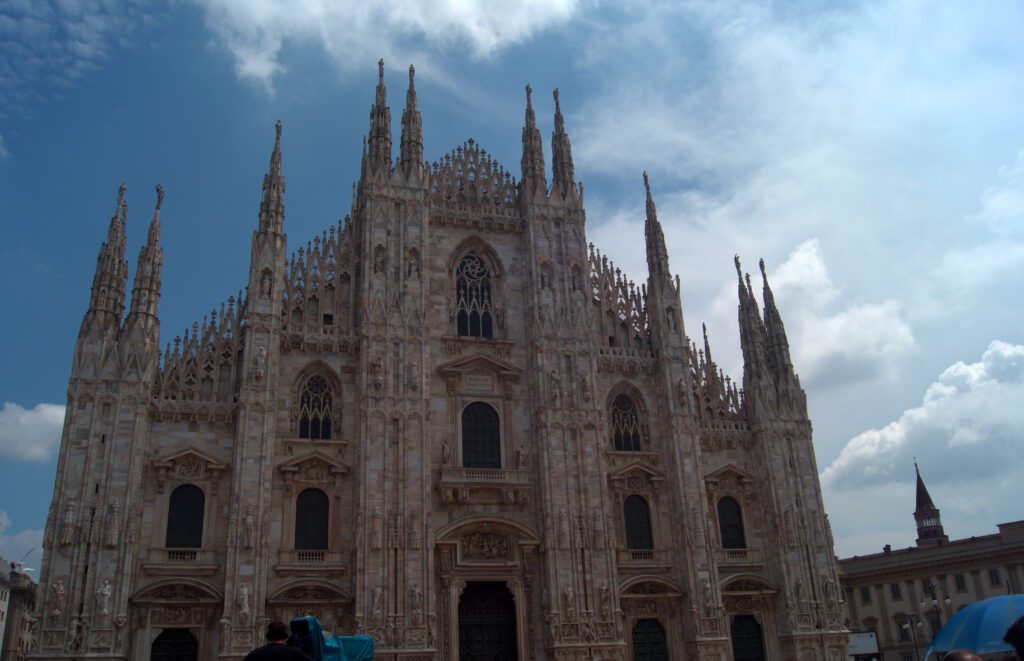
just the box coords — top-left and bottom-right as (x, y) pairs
(289, 616), (374, 661)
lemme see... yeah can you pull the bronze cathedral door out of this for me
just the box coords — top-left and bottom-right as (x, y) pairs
(150, 628), (198, 661)
(458, 581), (518, 661)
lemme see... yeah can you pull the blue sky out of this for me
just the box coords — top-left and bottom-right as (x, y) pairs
(1, 0), (1023, 567)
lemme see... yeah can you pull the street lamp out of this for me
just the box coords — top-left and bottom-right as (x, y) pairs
(902, 614), (923, 661)
(920, 580), (952, 637)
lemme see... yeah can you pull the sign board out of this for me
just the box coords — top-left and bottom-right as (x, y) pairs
(848, 631), (880, 661)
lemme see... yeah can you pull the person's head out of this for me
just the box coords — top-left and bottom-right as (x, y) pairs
(266, 621), (289, 642)
(1006, 616), (1024, 656)
(943, 650), (982, 661)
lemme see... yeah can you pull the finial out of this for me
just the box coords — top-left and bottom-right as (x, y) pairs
(759, 257), (767, 278)
(914, 457), (919, 474)
(702, 322), (708, 340)
(275, 119), (282, 142)
(118, 182), (127, 202)
(525, 84), (533, 107)
(378, 58), (384, 80)
(155, 184), (164, 211)
(733, 254), (742, 277)
(409, 64), (415, 81)
(553, 87), (560, 110)
(643, 170), (651, 194)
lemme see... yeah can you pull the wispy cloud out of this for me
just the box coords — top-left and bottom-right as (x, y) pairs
(0, 510), (44, 568)
(0, 402), (65, 462)
(192, 0), (581, 91)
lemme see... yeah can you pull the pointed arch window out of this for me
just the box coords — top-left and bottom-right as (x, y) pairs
(166, 484), (204, 548)
(611, 394), (643, 451)
(299, 375), (332, 440)
(718, 496), (746, 549)
(624, 495), (654, 549)
(295, 488), (329, 550)
(456, 253), (494, 338)
(462, 402), (501, 468)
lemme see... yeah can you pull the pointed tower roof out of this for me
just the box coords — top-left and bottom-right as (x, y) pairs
(366, 58), (392, 177)
(258, 121), (286, 235)
(127, 184), (165, 325)
(81, 183), (130, 335)
(759, 257), (795, 381)
(550, 88), (576, 200)
(734, 255), (770, 385)
(398, 64), (423, 175)
(643, 171), (671, 279)
(520, 84), (547, 199)
(914, 461), (948, 546)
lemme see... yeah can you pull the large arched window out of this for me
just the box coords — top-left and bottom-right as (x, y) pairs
(462, 402), (501, 468)
(718, 496), (746, 549)
(295, 488), (329, 550)
(611, 394), (643, 451)
(299, 375), (332, 440)
(730, 614), (765, 661)
(624, 495), (654, 549)
(166, 484), (204, 548)
(456, 253), (494, 338)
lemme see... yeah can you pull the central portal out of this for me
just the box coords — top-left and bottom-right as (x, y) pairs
(458, 581), (518, 661)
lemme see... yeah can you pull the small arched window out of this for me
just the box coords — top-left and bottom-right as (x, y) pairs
(462, 402), (501, 468)
(456, 253), (494, 338)
(166, 484), (204, 548)
(611, 394), (643, 451)
(295, 488), (329, 550)
(624, 495), (654, 549)
(718, 496), (746, 549)
(299, 375), (332, 440)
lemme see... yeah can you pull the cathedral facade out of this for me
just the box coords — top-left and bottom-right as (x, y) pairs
(32, 62), (847, 661)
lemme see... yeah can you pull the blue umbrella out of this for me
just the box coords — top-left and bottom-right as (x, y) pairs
(924, 595), (1024, 659)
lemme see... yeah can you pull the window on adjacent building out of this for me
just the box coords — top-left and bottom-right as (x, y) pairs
(462, 402), (501, 468)
(717, 497), (746, 549)
(623, 495), (654, 550)
(989, 569), (1002, 587)
(610, 394), (643, 452)
(165, 484), (204, 548)
(298, 375), (333, 440)
(891, 583), (902, 600)
(955, 574), (966, 592)
(456, 253), (494, 338)
(860, 587), (872, 606)
(897, 621), (909, 642)
(295, 488), (329, 550)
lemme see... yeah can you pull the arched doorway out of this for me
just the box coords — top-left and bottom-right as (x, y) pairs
(632, 618), (668, 661)
(730, 614), (765, 661)
(458, 581), (517, 661)
(151, 628), (198, 661)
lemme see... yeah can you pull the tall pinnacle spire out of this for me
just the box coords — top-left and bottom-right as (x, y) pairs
(367, 58), (392, 177)
(735, 255), (770, 383)
(127, 184), (164, 324)
(759, 257), (795, 381)
(259, 121), (286, 235)
(399, 64), (423, 176)
(914, 462), (948, 546)
(643, 171), (671, 279)
(520, 84), (547, 199)
(82, 184), (129, 335)
(550, 88), (576, 200)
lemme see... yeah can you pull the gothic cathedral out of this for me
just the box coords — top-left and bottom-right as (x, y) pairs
(32, 62), (848, 661)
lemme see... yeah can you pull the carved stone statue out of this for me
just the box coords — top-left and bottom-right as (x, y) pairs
(242, 505), (255, 549)
(371, 585), (383, 625)
(60, 500), (76, 546)
(408, 361), (419, 392)
(253, 346), (267, 381)
(238, 584), (251, 621)
(96, 579), (112, 617)
(371, 355), (384, 391)
(410, 583), (423, 625)
(516, 443), (528, 470)
(562, 585), (575, 620)
(51, 580), (66, 621)
(600, 583), (611, 619)
(441, 437), (451, 466)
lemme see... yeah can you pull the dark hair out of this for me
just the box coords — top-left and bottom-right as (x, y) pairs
(266, 621), (289, 641)
(943, 650), (982, 661)
(1006, 616), (1024, 656)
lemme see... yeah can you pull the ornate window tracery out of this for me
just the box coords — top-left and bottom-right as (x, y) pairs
(456, 253), (494, 338)
(624, 495), (654, 549)
(718, 496), (746, 549)
(299, 375), (332, 440)
(295, 488), (329, 550)
(611, 394), (643, 451)
(462, 402), (501, 468)
(166, 484), (204, 548)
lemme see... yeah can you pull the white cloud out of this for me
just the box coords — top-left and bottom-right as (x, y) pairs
(821, 340), (1024, 554)
(193, 0), (580, 90)
(0, 510), (44, 568)
(0, 132), (8, 159)
(0, 402), (65, 462)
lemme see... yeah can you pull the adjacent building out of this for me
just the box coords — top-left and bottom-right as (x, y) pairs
(32, 62), (847, 660)
(838, 465), (1024, 660)
(1, 565), (38, 661)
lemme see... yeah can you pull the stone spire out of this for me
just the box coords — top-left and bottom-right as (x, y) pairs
(81, 183), (129, 336)
(914, 462), (948, 546)
(258, 121), (286, 235)
(520, 84), (547, 199)
(735, 255), (769, 383)
(643, 171), (671, 280)
(366, 58), (392, 178)
(759, 258), (794, 382)
(550, 88), (576, 200)
(126, 184), (164, 324)
(398, 64), (423, 176)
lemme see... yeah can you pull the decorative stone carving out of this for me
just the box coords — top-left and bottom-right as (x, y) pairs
(253, 345), (267, 381)
(461, 532), (510, 560)
(50, 581), (66, 622)
(96, 580), (112, 618)
(59, 500), (76, 546)
(243, 504), (255, 549)
(562, 585), (575, 620)
(238, 583), (251, 623)
(410, 584), (423, 625)
(104, 504), (120, 548)
(371, 584), (384, 625)
(441, 436), (451, 466)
